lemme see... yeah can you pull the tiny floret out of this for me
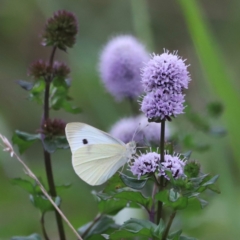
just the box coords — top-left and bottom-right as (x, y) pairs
(53, 62), (70, 79)
(141, 51), (190, 93)
(28, 60), (52, 80)
(99, 35), (149, 101)
(140, 88), (185, 121)
(159, 153), (186, 180)
(130, 152), (160, 179)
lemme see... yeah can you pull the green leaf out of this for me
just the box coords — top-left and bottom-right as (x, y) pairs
(98, 199), (128, 215)
(155, 189), (188, 210)
(55, 183), (72, 192)
(12, 131), (40, 154)
(97, 188), (151, 209)
(17, 80), (34, 91)
(104, 174), (125, 193)
(42, 135), (69, 153)
(11, 233), (42, 240)
(29, 80), (45, 104)
(168, 229), (182, 240)
(78, 216), (118, 239)
(202, 175), (219, 187)
(61, 100), (81, 114)
(197, 198), (208, 209)
(182, 151), (192, 160)
(109, 218), (157, 239)
(10, 178), (34, 194)
(120, 174), (148, 190)
(30, 194), (60, 213)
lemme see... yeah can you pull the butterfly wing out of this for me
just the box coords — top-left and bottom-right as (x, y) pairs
(72, 143), (127, 185)
(65, 122), (128, 185)
(65, 122), (124, 153)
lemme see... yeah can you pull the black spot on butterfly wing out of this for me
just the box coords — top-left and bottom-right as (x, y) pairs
(83, 139), (88, 144)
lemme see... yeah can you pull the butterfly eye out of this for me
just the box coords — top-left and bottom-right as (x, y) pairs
(82, 139), (88, 144)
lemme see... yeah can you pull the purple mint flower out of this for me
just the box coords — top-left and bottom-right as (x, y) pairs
(140, 88), (185, 120)
(99, 35), (149, 101)
(137, 115), (172, 144)
(129, 152), (160, 179)
(141, 51), (190, 93)
(109, 117), (144, 145)
(159, 153), (186, 180)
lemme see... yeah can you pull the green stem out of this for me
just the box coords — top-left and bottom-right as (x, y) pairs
(41, 46), (66, 240)
(41, 213), (50, 240)
(162, 211), (176, 240)
(157, 120), (165, 224)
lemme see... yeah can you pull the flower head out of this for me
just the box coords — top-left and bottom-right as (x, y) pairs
(99, 35), (149, 101)
(141, 51), (190, 93)
(53, 61), (70, 79)
(130, 152), (160, 179)
(159, 153), (186, 180)
(184, 161), (200, 178)
(140, 88), (185, 121)
(42, 10), (78, 50)
(40, 118), (66, 136)
(28, 60), (52, 80)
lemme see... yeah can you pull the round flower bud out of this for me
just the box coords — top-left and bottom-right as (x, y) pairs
(129, 152), (160, 179)
(141, 51), (190, 93)
(53, 61), (70, 79)
(40, 118), (66, 136)
(28, 60), (52, 80)
(140, 88), (185, 121)
(184, 161), (200, 178)
(99, 35), (149, 101)
(42, 10), (78, 50)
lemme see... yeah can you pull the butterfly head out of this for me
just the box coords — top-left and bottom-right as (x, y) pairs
(126, 141), (136, 160)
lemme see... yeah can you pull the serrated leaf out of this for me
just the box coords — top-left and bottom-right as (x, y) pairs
(12, 131), (40, 154)
(42, 135), (69, 153)
(78, 216), (118, 239)
(17, 80), (34, 91)
(10, 178), (34, 194)
(11, 233), (42, 240)
(29, 80), (45, 104)
(120, 174), (148, 190)
(30, 194), (59, 213)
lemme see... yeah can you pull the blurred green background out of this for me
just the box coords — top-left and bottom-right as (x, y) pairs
(0, 0), (240, 239)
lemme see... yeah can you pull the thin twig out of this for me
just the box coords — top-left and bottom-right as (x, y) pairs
(0, 135), (83, 240)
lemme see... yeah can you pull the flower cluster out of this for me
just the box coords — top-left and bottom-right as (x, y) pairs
(40, 118), (66, 136)
(42, 10), (78, 50)
(109, 115), (172, 146)
(140, 51), (190, 121)
(99, 35), (149, 101)
(129, 151), (186, 180)
(130, 152), (160, 179)
(159, 153), (186, 180)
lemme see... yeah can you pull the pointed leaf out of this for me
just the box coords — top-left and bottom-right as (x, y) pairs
(10, 178), (34, 194)
(42, 135), (69, 153)
(120, 174), (148, 190)
(17, 80), (34, 91)
(202, 175), (219, 186)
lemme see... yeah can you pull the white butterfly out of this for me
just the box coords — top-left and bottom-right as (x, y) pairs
(65, 122), (136, 186)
